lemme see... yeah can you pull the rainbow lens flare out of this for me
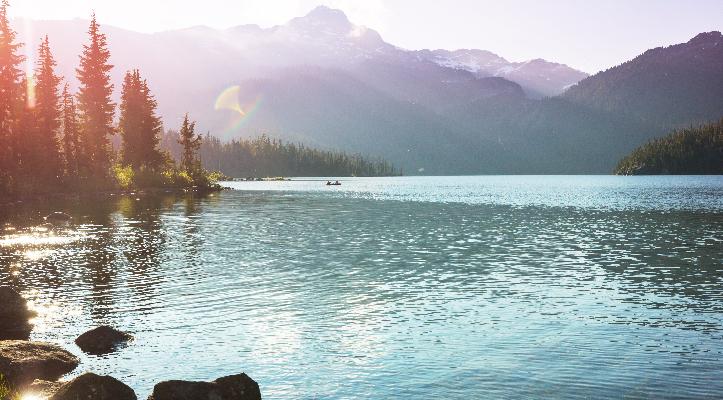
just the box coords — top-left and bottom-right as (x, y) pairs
(214, 85), (263, 136)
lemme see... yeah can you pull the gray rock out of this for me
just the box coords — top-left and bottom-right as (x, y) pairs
(148, 373), (261, 400)
(0, 340), (79, 388)
(49, 373), (137, 400)
(75, 326), (133, 355)
(0, 287), (35, 340)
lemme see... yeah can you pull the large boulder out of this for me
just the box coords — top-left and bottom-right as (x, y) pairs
(0, 287), (35, 340)
(148, 373), (261, 400)
(48, 373), (137, 400)
(0, 340), (79, 388)
(75, 326), (133, 355)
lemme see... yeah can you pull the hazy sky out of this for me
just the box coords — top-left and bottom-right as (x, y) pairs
(11, 0), (723, 73)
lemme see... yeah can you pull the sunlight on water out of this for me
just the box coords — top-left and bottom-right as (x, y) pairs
(1, 176), (722, 399)
(223, 175), (723, 211)
(0, 230), (86, 248)
(26, 294), (83, 334)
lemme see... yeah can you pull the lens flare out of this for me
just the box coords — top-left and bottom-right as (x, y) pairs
(25, 74), (36, 109)
(23, 19), (36, 109)
(214, 85), (246, 116)
(214, 85), (264, 136)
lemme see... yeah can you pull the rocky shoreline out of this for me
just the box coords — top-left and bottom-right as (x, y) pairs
(0, 287), (261, 400)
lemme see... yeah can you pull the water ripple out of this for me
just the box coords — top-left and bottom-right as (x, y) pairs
(0, 176), (722, 399)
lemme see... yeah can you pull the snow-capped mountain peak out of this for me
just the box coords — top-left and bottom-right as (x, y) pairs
(420, 49), (588, 96)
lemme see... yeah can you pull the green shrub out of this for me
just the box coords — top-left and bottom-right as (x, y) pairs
(207, 171), (231, 183)
(111, 163), (221, 191)
(0, 374), (19, 400)
(176, 170), (194, 187)
(112, 164), (135, 190)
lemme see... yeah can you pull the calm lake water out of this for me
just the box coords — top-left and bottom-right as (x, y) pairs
(1, 176), (722, 399)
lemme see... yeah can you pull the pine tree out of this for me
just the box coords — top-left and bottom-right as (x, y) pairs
(0, 0), (24, 193)
(33, 35), (63, 185)
(61, 83), (81, 176)
(76, 13), (115, 178)
(178, 114), (201, 174)
(119, 69), (163, 170)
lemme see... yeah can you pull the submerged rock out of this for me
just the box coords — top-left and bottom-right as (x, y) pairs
(148, 373), (261, 400)
(0, 286), (35, 340)
(75, 326), (133, 355)
(44, 212), (72, 226)
(49, 373), (137, 400)
(0, 340), (79, 387)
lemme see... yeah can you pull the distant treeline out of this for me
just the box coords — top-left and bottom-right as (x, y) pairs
(615, 119), (723, 175)
(160, 132), (398, 178)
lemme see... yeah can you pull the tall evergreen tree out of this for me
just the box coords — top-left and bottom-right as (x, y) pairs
(0, 0), (24, 193)
(32, 35), (63, 185)
(61, 83), (81, 176)
(119, 69), (164, 170)
(178, 114), (201, 174)
(76, 13), (115, 178)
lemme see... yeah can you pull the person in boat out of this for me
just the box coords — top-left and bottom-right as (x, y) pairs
(326, 181), (332, 185)
(334, 180), (341, 185)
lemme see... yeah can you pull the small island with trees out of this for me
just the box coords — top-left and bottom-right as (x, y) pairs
(0, 2), (396, 204)
(615, 119), (723, 175)
(0, 7), (222, 201)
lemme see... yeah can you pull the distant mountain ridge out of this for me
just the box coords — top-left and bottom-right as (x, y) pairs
(564, 31), (723, 127)
(12, 7), (723, 174)
(417, 49), (588, 98)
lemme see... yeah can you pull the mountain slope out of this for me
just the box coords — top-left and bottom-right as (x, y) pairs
(210, 67), (508, 174)
(615, 119), (723, 175)
(13, 9), (722, 174)
(563, 31), (723, 128)
(16, 6), (583, 111)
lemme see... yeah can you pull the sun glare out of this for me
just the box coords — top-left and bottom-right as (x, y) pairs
(22, 18), (36, 109)
(20, 393), (44, 400)
(25, 73), (36, 109)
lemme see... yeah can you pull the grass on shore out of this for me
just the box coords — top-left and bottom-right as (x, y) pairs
(0, 374), (19, 400)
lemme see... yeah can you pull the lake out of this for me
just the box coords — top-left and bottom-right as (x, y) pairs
(1, 175), (722, 399)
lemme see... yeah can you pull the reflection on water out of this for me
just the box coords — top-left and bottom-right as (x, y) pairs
(0, 176), (722, 399)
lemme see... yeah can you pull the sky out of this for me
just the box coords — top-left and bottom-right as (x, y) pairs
(10, 0), (723, 73)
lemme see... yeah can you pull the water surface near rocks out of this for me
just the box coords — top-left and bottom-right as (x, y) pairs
(1, 176), (722, 399)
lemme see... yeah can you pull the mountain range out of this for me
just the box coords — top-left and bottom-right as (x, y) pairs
(14, 6), (723, 174)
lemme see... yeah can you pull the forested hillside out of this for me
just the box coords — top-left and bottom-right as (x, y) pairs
(615, 119), (723, 175)
(564, 32), (723, 128)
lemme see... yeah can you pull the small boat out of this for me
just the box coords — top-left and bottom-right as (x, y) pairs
(325, 181), (342, 186)
(44, 212), (72, 225)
